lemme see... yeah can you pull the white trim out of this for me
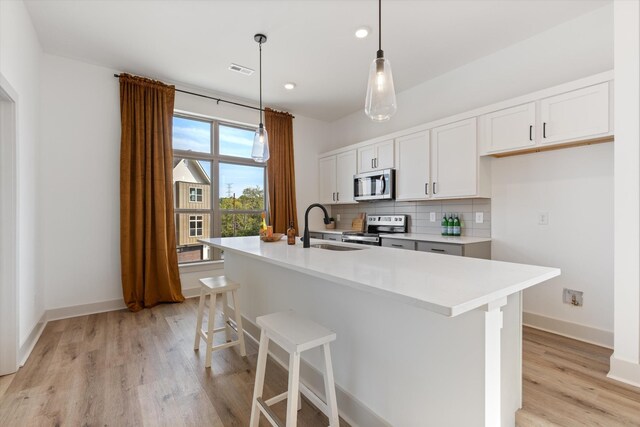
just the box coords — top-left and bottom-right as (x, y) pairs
(608, 356), (640, 388)
(320, 70), (614, 156)
(18, 313), (45, 367)
(523, 311), (613, 349)
(0, 72), (19, 376)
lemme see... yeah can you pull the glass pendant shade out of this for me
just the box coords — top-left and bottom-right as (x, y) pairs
(252, 123), (270, 162)
(365, 56), (397, 121)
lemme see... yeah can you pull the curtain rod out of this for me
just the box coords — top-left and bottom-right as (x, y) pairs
(113, 73), (294, 118)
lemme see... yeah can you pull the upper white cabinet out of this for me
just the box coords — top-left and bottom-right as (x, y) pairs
(318, 150), (357, 205)
(358, 139), (394, 173)
(539, 82), (610, 145)
(395, 131), (431, 200)
(481, 102), (536, 154)
(480, 82), (611, 155)
(431, 118), (478, 199)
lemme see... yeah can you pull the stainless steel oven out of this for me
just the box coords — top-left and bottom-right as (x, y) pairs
(342, 214), (407, 246)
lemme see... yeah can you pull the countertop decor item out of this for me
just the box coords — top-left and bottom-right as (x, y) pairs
(260, 233), (283, 242)
(325, 218), (336, 229)
(251, 33), (270, 162)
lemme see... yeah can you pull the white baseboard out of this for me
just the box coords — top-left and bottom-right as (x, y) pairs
(18, 312), (46, 367)
(523, 311), (613, 349)
(608, 356), (640, 388)
(240, 315), (391, 427)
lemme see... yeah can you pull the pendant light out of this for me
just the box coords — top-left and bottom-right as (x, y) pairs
(251, 33), (270, 162)
(364, 0), (397, 122)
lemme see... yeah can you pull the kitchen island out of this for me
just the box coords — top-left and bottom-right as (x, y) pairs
(200, 236), (560, 427)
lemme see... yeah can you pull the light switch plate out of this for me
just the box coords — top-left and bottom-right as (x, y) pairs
(336, 214), (341, 222)
(475, 212), (483, 224)
(429, 212), (436, 222)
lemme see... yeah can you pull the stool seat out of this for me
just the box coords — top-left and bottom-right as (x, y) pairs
(251, 310), (339, 427)
(257, 311), (336, 354)
(199, 276), (240, 291)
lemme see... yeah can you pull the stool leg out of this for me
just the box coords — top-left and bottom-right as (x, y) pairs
(250, 331), (269, 427)
(322, 343), (339, 427)
(204, 292), (217, 369)
(231, 290), (247, 357)
(285, 352), (301, 427)
(222, 292), (232, 342)
(193, 287), (206, 351)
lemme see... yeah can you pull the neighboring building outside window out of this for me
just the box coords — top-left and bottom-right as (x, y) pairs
(189, 187), (203, 202)
(172, 115), (266, 264)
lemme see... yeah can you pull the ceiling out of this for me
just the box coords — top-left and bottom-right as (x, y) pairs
(24, 0), (610, 121)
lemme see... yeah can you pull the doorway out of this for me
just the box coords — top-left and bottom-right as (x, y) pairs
(0, 73), (19, 376)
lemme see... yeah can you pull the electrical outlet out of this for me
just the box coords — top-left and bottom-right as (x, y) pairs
(429, 212), (436, 222)
(538, 212), (549, 226)
(475, 212), (483, 224)
(336, 214), (341, 222)
(563, 288), (583, 307)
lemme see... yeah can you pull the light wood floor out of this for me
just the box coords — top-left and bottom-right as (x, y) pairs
(1, 301), (639, 426)
(517, 327), (640, 426)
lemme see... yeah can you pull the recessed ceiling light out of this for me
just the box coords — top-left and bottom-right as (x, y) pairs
(355, 26), (370, 39)
(284, 82), (296, 90)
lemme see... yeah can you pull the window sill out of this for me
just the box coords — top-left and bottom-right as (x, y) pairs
(179, 260), (224, 274)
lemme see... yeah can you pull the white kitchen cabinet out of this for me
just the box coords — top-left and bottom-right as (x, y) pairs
(395, 131), (431, 200)
(431, 118), (478, 199)
(357, 139), (394, 173)
(318, 150), (357, 205)
(539, 82), (610, 145)
(480, 102), (536, 154)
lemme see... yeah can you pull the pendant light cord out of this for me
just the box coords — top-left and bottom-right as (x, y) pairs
(259, 41), (263, 125)
(378, 0), (382, 52)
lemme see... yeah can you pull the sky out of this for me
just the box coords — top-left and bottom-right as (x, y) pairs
(173, 116), (263, 195)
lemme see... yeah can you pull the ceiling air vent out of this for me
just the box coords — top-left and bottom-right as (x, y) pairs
(228, 63), (254, 76)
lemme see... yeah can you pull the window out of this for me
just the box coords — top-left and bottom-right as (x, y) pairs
(189, 215), (203, 237)
(172, 115), (266, 264)
(189, 187), (203, 202)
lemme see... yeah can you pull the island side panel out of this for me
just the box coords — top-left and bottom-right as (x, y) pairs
(224, 251), (521, 426)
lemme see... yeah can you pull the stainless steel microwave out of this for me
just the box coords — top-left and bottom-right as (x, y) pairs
(354, 169), (395, 201)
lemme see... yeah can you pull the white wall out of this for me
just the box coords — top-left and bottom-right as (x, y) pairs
(39, 54), (332, 310)
(324, 4), (615, 342)
(0, 0), (45, 349)
(328, 4), (613, 148)
(491, 144), (614, 343)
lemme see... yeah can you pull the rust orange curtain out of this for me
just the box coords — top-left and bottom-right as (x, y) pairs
(119, 74), (184, 312)
(265, 108), (298, 234)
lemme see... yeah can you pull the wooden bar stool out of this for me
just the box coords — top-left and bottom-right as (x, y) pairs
(193, 276), (246, 369)
(250, 311), (339, 427)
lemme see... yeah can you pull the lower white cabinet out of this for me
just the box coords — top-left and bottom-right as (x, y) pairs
(381, 238), (416, 250)
(416, 241), (491, 259)
(323, 233), (341, 242)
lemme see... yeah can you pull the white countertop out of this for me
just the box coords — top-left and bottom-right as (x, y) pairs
(380, 233), (492, 244)
(310, 228), (352, 235)
(200, 237), (559, 317)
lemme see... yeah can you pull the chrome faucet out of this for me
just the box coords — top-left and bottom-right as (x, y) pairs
(303, 203), (331, 248)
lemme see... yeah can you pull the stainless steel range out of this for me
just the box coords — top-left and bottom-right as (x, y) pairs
(341, 214), (408, 246)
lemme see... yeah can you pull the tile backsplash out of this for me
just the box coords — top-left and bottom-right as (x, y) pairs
(331, 198), (491, 238)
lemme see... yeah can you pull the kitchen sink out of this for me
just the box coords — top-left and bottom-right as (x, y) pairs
(310, 243), (365, 251)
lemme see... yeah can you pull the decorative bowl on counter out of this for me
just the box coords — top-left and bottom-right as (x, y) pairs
(261, 233), (284, 242)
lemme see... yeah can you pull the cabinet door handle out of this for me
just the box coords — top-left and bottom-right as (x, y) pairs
(543, 122), (547, 138)
(336, 192), (339, 201)
(391, 244), (403, 248)
(431, 248), (446, 253)
(371, 159), (374, 169)
(529, 125), (533, 141)
(433, 182), (437, 194)
(425, 183), (429, 195)
(332, 192), (335, 201)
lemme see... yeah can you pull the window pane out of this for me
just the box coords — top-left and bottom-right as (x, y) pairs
(176, 213), (212, 263)
(173, 116), (211, 153)
(219, 163), (265, 210)
(222, 213), (262, 237)
(173, 159), (212, 209)
(219, 125), (256, 158)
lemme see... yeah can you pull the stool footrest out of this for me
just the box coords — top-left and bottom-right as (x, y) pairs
(257, 397), (284, 427)
(299, 382), (329, 418)
(264, 391), (288, 407)
(211, 339), (241, 352)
